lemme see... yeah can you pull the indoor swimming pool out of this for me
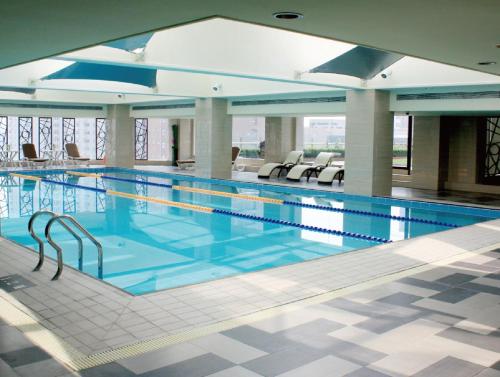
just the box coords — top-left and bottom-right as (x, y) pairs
(0, 168), (498, 295)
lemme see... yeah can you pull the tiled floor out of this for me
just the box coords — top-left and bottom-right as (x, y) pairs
(2, 248), (500, 376)
(1, 165), (500, 375)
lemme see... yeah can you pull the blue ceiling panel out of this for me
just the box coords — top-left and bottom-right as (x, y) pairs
(310, 46), (403, 79)
(43, 62), (157, 87)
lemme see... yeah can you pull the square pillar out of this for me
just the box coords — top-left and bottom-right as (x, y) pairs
(264, 117), (296, 163)
(105, 104), (135, 168)
(344, 90), (393, 196)
(412, 116), (445, 190)
(178, 118), (194, 160)
(194, 98), (232, 179)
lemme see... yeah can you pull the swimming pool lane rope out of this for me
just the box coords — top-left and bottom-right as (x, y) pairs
(11, 172), (389, 244)
(65, 171), (459, 229)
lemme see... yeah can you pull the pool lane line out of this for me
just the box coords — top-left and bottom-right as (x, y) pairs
(65, 171), (459, 228)
(9, 173), (42, 181)
(15, 172), (388, 243)
(171, 185), (284, 204)
(105, 190), (214, 213)
(212, 208), (390, 243)
(9, 173), (107, 194)
(283, 201), (459, 228)
(66, 171), (103, 179)
(67, 171), (283, 204)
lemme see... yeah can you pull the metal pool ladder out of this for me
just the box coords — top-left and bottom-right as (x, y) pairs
(28, 210), (103, 280)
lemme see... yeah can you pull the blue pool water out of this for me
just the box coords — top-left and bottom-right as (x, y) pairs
(0, 168), (498, 295)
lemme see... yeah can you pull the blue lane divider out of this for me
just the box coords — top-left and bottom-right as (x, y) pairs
(42, 178), (107, 193)
(73, 172), (458, 228)
(100, 175), (173, 189)
(283, 200), (459, 228)
(212, 208), (391, 244)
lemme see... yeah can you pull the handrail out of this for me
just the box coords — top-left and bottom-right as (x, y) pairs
(28, 210), (83, 273)
(45, 214), (103, 281)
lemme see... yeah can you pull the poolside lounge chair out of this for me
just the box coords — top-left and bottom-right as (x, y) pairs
(65, 143), (90, 165)
(286, 152), (334, 182)
(177, 147), (240, 170)
(317, 166), (345, 185)
(21, 144), (48, 166)
(232, 146), (240, 166)
(257, 150), (303, 178)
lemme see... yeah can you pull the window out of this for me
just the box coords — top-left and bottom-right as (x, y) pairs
(147, 118), (171, 161)
(303, 116), (346, 160)
(2, 116), (100, 160)
(232, 117), (265, 158)
(393, 116), (412, 170)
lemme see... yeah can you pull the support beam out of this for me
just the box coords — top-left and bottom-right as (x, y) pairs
(105, 104), (135, 168)
(412, 116), (444, 190)
(344, 90), (393, 196)
(194, 98), (232, 179)
(264, 117), (296, 163)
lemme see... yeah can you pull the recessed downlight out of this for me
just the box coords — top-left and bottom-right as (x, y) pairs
(478, 61), (497, 66)
(273, 12), (303, 20)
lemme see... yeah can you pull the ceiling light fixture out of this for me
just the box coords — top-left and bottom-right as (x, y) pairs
(273, 12), (303, 20)
(477, 61), (496, 66)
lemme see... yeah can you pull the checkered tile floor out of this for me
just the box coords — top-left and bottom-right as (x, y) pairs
(2, 249), (500, 376)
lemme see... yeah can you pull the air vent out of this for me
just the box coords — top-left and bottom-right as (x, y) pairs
(132, 103), (195, 110)
(0, 102), (103, 110)
(397, 91), (500, 101)
(231, 96), (346, 107)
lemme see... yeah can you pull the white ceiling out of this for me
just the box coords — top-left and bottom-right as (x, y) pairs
(0, 18), (499, 104)
(1, 0), (499, 76)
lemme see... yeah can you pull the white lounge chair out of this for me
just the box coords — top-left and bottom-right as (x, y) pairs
(257, 150), (303, 178)
(317, 166), (344, 185)
(286, 152), (334, 182)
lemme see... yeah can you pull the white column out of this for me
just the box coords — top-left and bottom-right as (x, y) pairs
(178, 118), (194, 160)
(344, 90), (393, 196)
(194, 98), (232, 179)
(264, 117), (295, 163)
(105, 104), (135, 168)
(295, 116), (304, 152)
(412, 116), (443, 190)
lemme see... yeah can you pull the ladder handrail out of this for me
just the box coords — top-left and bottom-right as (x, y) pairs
(28, 210), (83, 273)
(45, 214), (103, 280)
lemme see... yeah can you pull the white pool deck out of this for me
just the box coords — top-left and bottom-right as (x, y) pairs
(1, 166), (500, 372)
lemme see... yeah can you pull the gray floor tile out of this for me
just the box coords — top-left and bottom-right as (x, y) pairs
(222, 326), (300, 353)
(323, 339), (386, 366)
(476, 369), (500, 377)
(452, 261), (498, 273)
(376, 292), (422, 306)
(205, 366), (264, 377)
(0, 346), (51, 368)
(0, 326), (34, 353)
(140, 353), (233, 377)
(396, 277), (448, 292)
(412, 356), (484, 377)
(278, 318), (344, 338)
(323, 298), (394, 317)
(460, 282), (500, 296)
(242, 345), (324, 377)
(437, 327), (500, 352)
(118, 341), (206, 374)
(355, 307), (422, 334)
(492, 360), (500, 370)
(79, 362), (136, 377)
(429, 287), (477, 303)
(436, 273), (478, 286)
(485, 273), (500, 281)
(344, 367), (392, 377)
(0, 358), (20, 377)
(14, 358), (69, 377)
